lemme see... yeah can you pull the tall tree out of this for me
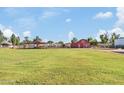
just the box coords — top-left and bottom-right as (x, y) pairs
(16, 36), (20, 45)
(100, 34), (104, 43)
(0, 30), (4, 44)
(100, 32), (109, 44)
(110, 33), (120, 46)
(104, 32), (109, 44)
(10, 34), (16, 47)
(100, 32), (109, 47)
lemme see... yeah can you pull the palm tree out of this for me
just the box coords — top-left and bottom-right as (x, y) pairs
(100, 34), (104, 43)
(100, 32), (109, 47)
(104, 33), (109, 44)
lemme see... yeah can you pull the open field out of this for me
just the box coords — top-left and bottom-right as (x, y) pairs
(0, 48), (124, 84)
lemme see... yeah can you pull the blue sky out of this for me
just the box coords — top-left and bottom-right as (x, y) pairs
(0, 7), (124, 42)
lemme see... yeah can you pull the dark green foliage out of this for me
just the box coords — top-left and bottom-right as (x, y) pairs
(16, 36), (20, 45)
(88, 37), (93, 42)
(33, 36), (42, 42)
(10, 34), (20, 46)
(47, 40), (54, 44)
(0, 30), (4, 44)
(100, 32), (109, 44)
(88, 37), (98, 46)
(71, 37), (78, 43)
(110, 33), (120, 46)
(58, 41), (64, 44)
(10, 34), (16, 46)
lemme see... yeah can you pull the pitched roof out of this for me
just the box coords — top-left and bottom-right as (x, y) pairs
(1, 41), (12, 45)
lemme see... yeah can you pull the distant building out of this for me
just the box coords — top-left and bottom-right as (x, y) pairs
(71, 39), (90, 48)
(54, 43), (64, 48)
(115, 37), (124, 48)
(65, 43), (71, 48)
(1, 41), (13, 48)
(21, 42), (48, 49)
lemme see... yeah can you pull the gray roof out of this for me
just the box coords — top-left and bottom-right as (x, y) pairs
(1, 41), (12, 45)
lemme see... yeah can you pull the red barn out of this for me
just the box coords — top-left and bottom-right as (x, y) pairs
(71, 39), (90, 48)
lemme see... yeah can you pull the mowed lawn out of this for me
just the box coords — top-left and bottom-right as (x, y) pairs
(0, 48), (124, 85)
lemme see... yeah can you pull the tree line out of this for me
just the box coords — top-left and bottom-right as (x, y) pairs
(0, 29), (120, 48)
(71, 32), (120, 47)
(0, 30), (65, 48)
(99, 32), (120, 47)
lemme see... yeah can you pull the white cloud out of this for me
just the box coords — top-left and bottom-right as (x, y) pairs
(3, 28), (15, 38)
(94, 12), (112, 19)
(0, 24), (17, 38)
(95, 8), (124, 41)
(40, 8), (70, 19)
(68, 31), (75, 41)
(115, 7), (124, 27)
(110, 27), (124, 37)
(65, 18), (72, 23)
(23, 31), (31, 37)
(41, 11), (60, 19)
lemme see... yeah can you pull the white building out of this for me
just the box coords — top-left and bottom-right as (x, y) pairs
(115, 37), (124, 48)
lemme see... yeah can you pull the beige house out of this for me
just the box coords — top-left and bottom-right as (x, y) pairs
(1, 41), (13, 48)
(64, 43), (71, 48)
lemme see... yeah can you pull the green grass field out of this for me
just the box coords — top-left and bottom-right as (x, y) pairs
(0, 48), (124, 84)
